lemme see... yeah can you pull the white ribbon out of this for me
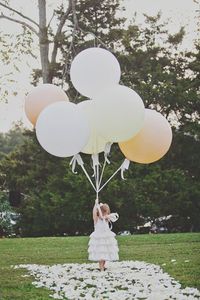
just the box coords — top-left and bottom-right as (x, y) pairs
(70, 154), (96, 191)
(69, 154), (130, 195)
(92, 153), (101, 197)
(97, 142), (113, 189)
(120, 159), (130, 180)
(104, 142), (112, 164)
(70, 154), (84, 174)
(91, 153), (100, 170)
(98, 158), (130, 192)
(108, 212), (119, 222)
(108, 213), (119, 229)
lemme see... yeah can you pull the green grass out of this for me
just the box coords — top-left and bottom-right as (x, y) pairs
(0, 233), (199, 299)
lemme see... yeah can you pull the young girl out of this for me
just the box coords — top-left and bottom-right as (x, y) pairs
(88, 199), (119, 271)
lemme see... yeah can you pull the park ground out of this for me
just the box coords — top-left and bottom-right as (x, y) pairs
(0, 233), (199, 299)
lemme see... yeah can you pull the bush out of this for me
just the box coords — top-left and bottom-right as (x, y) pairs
(0, 192), (16, 237)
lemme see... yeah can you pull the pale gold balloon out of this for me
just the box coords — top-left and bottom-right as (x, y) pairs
(78, 100), (108, 154)
(25, 84), (69, 125)
(93, 85), (145, 143)
(119, 109), (172, 164)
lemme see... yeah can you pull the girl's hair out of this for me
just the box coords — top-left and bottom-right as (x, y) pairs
(98, 203), (110, 216)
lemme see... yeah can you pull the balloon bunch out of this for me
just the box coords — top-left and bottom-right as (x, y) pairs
(25, 48), (172, 197)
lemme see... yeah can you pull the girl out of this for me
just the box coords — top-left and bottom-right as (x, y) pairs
(88, 199), (119, 271)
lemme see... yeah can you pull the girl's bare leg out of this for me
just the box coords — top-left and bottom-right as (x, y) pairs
(102, 260), (106, 269)
(99, 260), (104, 271)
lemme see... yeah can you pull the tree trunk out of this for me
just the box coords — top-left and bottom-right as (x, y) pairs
(38, 0), (50, 83)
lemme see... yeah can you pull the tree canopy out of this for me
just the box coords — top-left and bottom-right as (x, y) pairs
(0, 0), (199, 236)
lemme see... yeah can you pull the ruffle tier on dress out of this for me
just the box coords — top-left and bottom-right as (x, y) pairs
(88, 218), (119, 261)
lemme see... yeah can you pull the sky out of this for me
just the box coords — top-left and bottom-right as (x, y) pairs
(0, 0), (199, 133)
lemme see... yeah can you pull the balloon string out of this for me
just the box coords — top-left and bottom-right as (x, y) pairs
(96, 164), (99, 190)
(70, 156), (129, 196)
(98, 159), (129, 192)
(98, 158), (107, 189)
(80, 164), (97, 192)
(98, 166), (121, 193)
(96, 142), (112, 194)
(96, 164), (99, 200)
(91, 154), (100, 198)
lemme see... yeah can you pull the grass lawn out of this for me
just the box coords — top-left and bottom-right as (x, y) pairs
(0, 233), (199, 299)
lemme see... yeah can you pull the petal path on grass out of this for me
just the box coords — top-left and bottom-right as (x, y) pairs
(14, 261), (200, 300)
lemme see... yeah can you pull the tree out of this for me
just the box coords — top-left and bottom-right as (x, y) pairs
(0, 0), (69, 83)
(0, 1), (199, 236)
(0, 191), (14, 236)
(112, 13), (200, 183)
(0, 0), (123, 86)
(1, 131), (200, 236)
(0, 125), (25, 160)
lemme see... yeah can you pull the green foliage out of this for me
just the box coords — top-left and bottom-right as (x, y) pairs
(0, 1), (199, 236)
(0, 132), (199, 236)
(0, 27), (34, 100)
(115, 14), (199, 135)
(0, 125), (25, 159)
(0, 191), (13, 236)
(102, 161), (200, 233)
(43, 0), (124, 91)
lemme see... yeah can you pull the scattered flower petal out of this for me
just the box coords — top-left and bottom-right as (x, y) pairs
(15, 261), (200, 300)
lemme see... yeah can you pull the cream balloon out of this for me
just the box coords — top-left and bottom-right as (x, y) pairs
(93, 85), (145, 142)
(36, 101), (90, 158)
(70, 47), (121, 98)
(25, 84), (69, 125)
(119, 109), (173, 164)
(78, 100), (108, 154)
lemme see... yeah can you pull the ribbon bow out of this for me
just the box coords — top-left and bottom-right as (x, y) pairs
(70, 154), (84, 174)
(107, 213), (119, 229)
(108, 212), (119, 222)
(120, 159), (130, 180)
(104, 142), (112, 164)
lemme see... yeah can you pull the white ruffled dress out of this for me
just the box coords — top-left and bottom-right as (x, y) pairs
(88, 217), (119, 261)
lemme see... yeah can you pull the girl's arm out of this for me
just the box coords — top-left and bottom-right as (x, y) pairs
(93, 202), (98, 224)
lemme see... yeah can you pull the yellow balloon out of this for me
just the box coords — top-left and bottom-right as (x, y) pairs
(119, 109), (172, 164)
(78, 100), (108, 154)
(25, 84), (69, 125)
(93, 85), (145, 143)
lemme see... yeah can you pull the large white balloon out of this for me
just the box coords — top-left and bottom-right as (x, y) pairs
(70, 48), (121, 98)
(78, 100), (108, 154)
(36, 102), (90, 157)
(93, 85), (145, 142)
